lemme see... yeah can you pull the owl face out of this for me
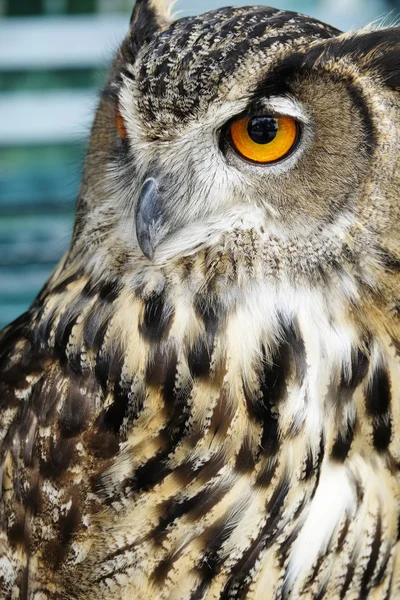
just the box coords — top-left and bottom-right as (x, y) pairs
(74, 1), (399, 298)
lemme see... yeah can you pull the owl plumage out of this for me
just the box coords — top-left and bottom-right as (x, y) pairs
(1, 1), (400, 598)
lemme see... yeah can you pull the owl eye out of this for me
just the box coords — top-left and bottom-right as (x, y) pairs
(229, 115), (298, 164)
(115, 106), (128, 139)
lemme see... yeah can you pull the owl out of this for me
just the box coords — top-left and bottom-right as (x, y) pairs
(1, 0), (400, 598)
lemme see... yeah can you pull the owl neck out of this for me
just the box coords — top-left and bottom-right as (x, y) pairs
(36, 244), (396, 455)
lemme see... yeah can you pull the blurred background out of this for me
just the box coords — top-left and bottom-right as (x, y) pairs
(0, 0), (399, 329)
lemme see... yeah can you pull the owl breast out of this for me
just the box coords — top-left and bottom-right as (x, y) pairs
(49, 255), (399, 600)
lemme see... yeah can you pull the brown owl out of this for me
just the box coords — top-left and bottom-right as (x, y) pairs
(1, 0), (400, 598)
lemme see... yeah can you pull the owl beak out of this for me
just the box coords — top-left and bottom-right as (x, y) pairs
(135, 177), (164, 261)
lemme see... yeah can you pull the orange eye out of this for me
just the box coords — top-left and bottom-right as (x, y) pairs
(115, 106), (128, 139)
(230, 115), (298, 164)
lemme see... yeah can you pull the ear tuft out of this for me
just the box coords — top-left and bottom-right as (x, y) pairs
(128, 0), (176, 56)
(334, 28), (400, 90)
(129, 0), (175, 51)
(147, 0), (176, 24)
(365, 29), (400, 90)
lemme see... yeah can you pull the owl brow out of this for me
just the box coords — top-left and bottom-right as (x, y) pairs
(246, 95), (306, 122)
(250, 68), (294, 104)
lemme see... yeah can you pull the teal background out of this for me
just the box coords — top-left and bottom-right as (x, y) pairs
(0, 0), (399, 329)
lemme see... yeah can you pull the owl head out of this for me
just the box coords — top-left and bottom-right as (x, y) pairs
(62, 0), (399, 318)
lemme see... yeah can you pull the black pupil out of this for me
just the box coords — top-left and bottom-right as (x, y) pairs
(247, 117), (278, 144)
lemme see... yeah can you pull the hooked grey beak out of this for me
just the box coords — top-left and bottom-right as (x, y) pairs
(135, 177), (164, 261)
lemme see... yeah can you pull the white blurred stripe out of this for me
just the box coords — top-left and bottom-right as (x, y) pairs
(0, 15), (128, 70)
(0, 90), (98, 144)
